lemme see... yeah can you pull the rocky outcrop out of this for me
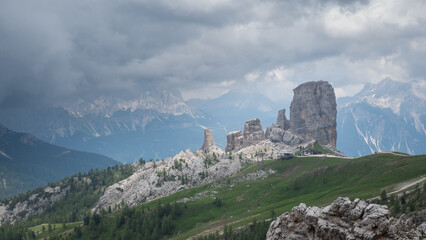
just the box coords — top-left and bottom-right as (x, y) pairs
(94, 149), (241, 211)
(282, 131), (304, 145)
(267, 197), (425, 240)
(242, 119), (265, 148)
(276, 109), (290, 131)
(289, 81), (337, 147)
(265, 127), (284, 143)
(266, 109), (291, 143)
(199, 128), (223, 155)
(226, 130), (244, 152)
(0, 185), (70, 225)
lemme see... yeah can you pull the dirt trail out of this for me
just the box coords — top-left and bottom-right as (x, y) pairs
(375, 151), (411, 157)
(369, 176), (426, 200)
(298, 151), (411, 159)
(387, 176), (426, 195)
(188, 214), (260, 240)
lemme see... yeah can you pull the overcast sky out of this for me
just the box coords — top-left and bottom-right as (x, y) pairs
(1, 0), (425, 107)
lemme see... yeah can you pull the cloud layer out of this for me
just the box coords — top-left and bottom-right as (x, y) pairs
(1, 0), (425, 107)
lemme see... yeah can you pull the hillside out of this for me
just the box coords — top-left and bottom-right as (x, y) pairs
(5, 152), (424, 239)
(0, 124), (119, 199)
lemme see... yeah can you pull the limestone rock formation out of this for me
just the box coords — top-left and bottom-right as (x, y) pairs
(267, 197), (425, 240)
(265, 127), (284, 143)
(199, 128), (223, 155)
(282, 131), (304, 145)
(266, 109), (290, 143)
(94, 149), (241, 211)
(0, 185), (70, 224)
(225, 130), (244, 152)
(242, 119), (265, 148)
(276, 109), (290, 131)
(289, 81), (337, 147)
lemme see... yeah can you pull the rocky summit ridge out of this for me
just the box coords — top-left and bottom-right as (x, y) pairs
(267, 197), (425, 240)
(94, 132), (233, 211)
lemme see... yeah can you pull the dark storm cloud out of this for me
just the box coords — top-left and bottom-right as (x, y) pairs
(0, 0), (425, 106)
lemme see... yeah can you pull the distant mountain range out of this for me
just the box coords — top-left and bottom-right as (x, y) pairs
(0, 78), (423, 161)
(0, 90), (211, 162)
(0, 90), (281, 162)
(337, 78), (426, 156)
(0, 124), (118, 199)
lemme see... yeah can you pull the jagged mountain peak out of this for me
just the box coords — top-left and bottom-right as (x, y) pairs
(62, 90), (195, 117)
(337, 77), (426, 156)
(340, 78), (424, 116)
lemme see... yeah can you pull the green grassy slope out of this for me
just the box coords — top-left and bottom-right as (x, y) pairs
(50, 152), (425, 240)
(2, 152), (422, 239)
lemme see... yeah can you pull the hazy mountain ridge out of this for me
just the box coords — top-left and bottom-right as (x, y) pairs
(0, 90), (211, 162)
(0, 124), (118, 199)
(0, 90), (280, 162)
(63, 90), (196, 117)
(337, 78), (426, 156)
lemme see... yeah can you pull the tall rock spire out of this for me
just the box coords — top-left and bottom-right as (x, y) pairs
(200, 128), (215, 152)
(289, 81), (337, 147)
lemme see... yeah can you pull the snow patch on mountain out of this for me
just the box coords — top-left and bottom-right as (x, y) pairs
(63, 90), (195, 117)
(365, 96), (402, 115)
(411, 112), (426, 135)
(337, 78), (426, 156)
(0, 150), (12, 159)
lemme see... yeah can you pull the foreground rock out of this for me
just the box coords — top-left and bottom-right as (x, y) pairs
(267, 197), (425, 240)
(289, 81), (337, 147)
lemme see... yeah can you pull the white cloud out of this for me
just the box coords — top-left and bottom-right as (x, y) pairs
(335, 84), (364, 98)
(323, 0), (426, 38)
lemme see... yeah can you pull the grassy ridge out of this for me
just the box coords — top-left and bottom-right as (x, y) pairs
(23, 153), (426, 239)
(137, 153), (426, 239)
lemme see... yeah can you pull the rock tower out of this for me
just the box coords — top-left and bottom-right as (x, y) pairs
(289, 81), (337, 147)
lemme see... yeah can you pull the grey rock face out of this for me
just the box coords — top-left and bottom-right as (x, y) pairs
(200, 128), (215, 153)
(266, 109), (289, 143)
(266, 197), (424, 240)
(94, 149), (240, 211)
(225, 130), (244, 152)
(281, 131), (304, 145)
(276, 109), (290, 131)
(0, 185), (70, 225)
(290, 81), (337, 147)
(265, 126), (284, 143)
(242, 119), (265, 148)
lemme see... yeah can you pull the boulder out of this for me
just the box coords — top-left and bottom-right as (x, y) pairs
(266, 197), (424, 240)
(265, 126), (284, 143)
(242, 119), (265, 148)
(289, 81), (337, 147)
(282, 131), (304, 145)
(225, 130), (244, 152)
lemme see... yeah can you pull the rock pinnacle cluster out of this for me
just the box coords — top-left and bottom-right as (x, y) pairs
(226, 80), (337, 152)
